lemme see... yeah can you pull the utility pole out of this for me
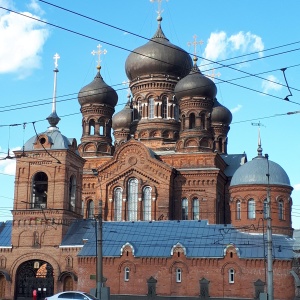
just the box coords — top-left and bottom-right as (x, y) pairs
(265, 154), (273, 300)
(92, 169), (110, 300)
(96, 200), (103, 300)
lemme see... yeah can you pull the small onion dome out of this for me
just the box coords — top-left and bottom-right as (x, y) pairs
(78, 67), (118, 107)
(112, 101), (133, 131)
(230, 155), (291, 187)
(125, 17), (192, 81)
(174, 58), (217, 100)
(211, 98), (232, 125)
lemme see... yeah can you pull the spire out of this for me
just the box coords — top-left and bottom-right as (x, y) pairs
(150, 0), (169, 40)
(47, 53), (61, 130)
(251, 121), (264, 157)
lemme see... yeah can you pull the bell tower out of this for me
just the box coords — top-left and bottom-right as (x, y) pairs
(11, 54), (85, 248)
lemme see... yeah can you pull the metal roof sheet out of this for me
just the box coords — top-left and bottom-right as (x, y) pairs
(0, 221), (12, 247)
(60, 220), (295, 260)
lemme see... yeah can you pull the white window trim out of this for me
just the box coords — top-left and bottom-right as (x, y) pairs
(176, 268), (182, 283)
(228, 268), (235, 283)
(124, 267), (130, 281)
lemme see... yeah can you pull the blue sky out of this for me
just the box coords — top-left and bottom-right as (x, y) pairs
(0, 0), (300, 227)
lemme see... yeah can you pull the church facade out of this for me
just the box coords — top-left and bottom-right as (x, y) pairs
(0, 10), (299, 300)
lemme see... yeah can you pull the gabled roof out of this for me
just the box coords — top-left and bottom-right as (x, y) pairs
(0, 221), (12, 247)
(61, 220), (294, 260)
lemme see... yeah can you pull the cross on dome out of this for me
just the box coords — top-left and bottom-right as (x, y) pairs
(208, 68), (221, 82)
(91, 44), (107, 69)
(53, 53), (60, 69)
(187, 34), (203, 62)
(150, 0), (169, 18)
(122, 79), (131, 97)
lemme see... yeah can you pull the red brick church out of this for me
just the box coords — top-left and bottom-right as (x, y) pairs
(0, 7), (299, 300)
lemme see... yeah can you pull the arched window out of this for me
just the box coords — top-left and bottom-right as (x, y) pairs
(192, 198), (199, 220)
(124, 267), (130, 281)
(248, 199), (255, 219)
(128, 178), (138, 221)
(263, 199), (268, 219)
(278, 200), (284, 220)
(182, 198), (188, 220)
(162, 97), (168, 119)
(138, 101), (142, 119)
(69, 175), (76, 212)
(149, 97), (155, 119)
(228, 269), (235, 283)
(89, 120), (95, 135)
(182, 115), (186, 130)
(176, 268), (182, 283)
(189, 113), (195, 129)
(87, 200), (94, 219)
(174, 104), (179, 121)
(31, 172), (48, 209)
(99, 119), (105, 136)
(114, 187), (123, 221)
(143, 186), (152, 221)
(236, 200), (241, 220)
(200, 114), (205, 129)
(81, 201), (84, 216)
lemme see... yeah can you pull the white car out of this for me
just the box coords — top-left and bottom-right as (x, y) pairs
(45, 291), (98, 300)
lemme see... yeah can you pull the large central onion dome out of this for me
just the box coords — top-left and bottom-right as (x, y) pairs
(78, 67), (118, 107)
(125, 17), (192, 81)
(174, 58), (217, 100)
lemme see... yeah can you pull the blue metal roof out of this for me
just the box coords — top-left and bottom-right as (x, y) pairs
(61, 220), (295, 260)
(0, 221), (12, 247)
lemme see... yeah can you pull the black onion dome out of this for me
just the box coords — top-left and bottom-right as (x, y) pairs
(174, 63), (217, 100)
(125, 20), (192, 81)
(112, 101), (133, 131)
(78, 69), (118, 107)
(211, 98), (232, 125)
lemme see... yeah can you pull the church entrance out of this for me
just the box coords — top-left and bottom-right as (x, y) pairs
(15, 260), (54, 300)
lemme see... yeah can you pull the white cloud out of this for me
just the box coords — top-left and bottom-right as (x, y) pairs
(0, 147), (19, 176)
(228, 31), (264, 57)
(203, 31), (228, 61)
(261, 75), (282, 94)
(0, 1), (49, 77)
(201, 31), (264, 67)
(230, 104), (242, 114)
(27, 0), (45, 15)
(294, 184), (300, 191)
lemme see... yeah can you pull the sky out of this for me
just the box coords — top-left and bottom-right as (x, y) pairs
(0, 0), (300, 228)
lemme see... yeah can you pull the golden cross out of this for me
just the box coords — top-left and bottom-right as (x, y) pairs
(150, 0), (169, 17)
(187, 35), (204, 57)
(122, 79), (131, 96)
(91, 44), (107, 68)
(209, 68), (221, 82)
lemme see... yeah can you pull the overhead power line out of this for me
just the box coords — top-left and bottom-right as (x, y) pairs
(1, 5), (300, 107)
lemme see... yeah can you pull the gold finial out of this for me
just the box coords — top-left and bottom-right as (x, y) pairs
(91, 44), (107, 70)
(187, 34), (204, 61)
(208, 68), (221, 82)
(150, 0), (169, 18)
